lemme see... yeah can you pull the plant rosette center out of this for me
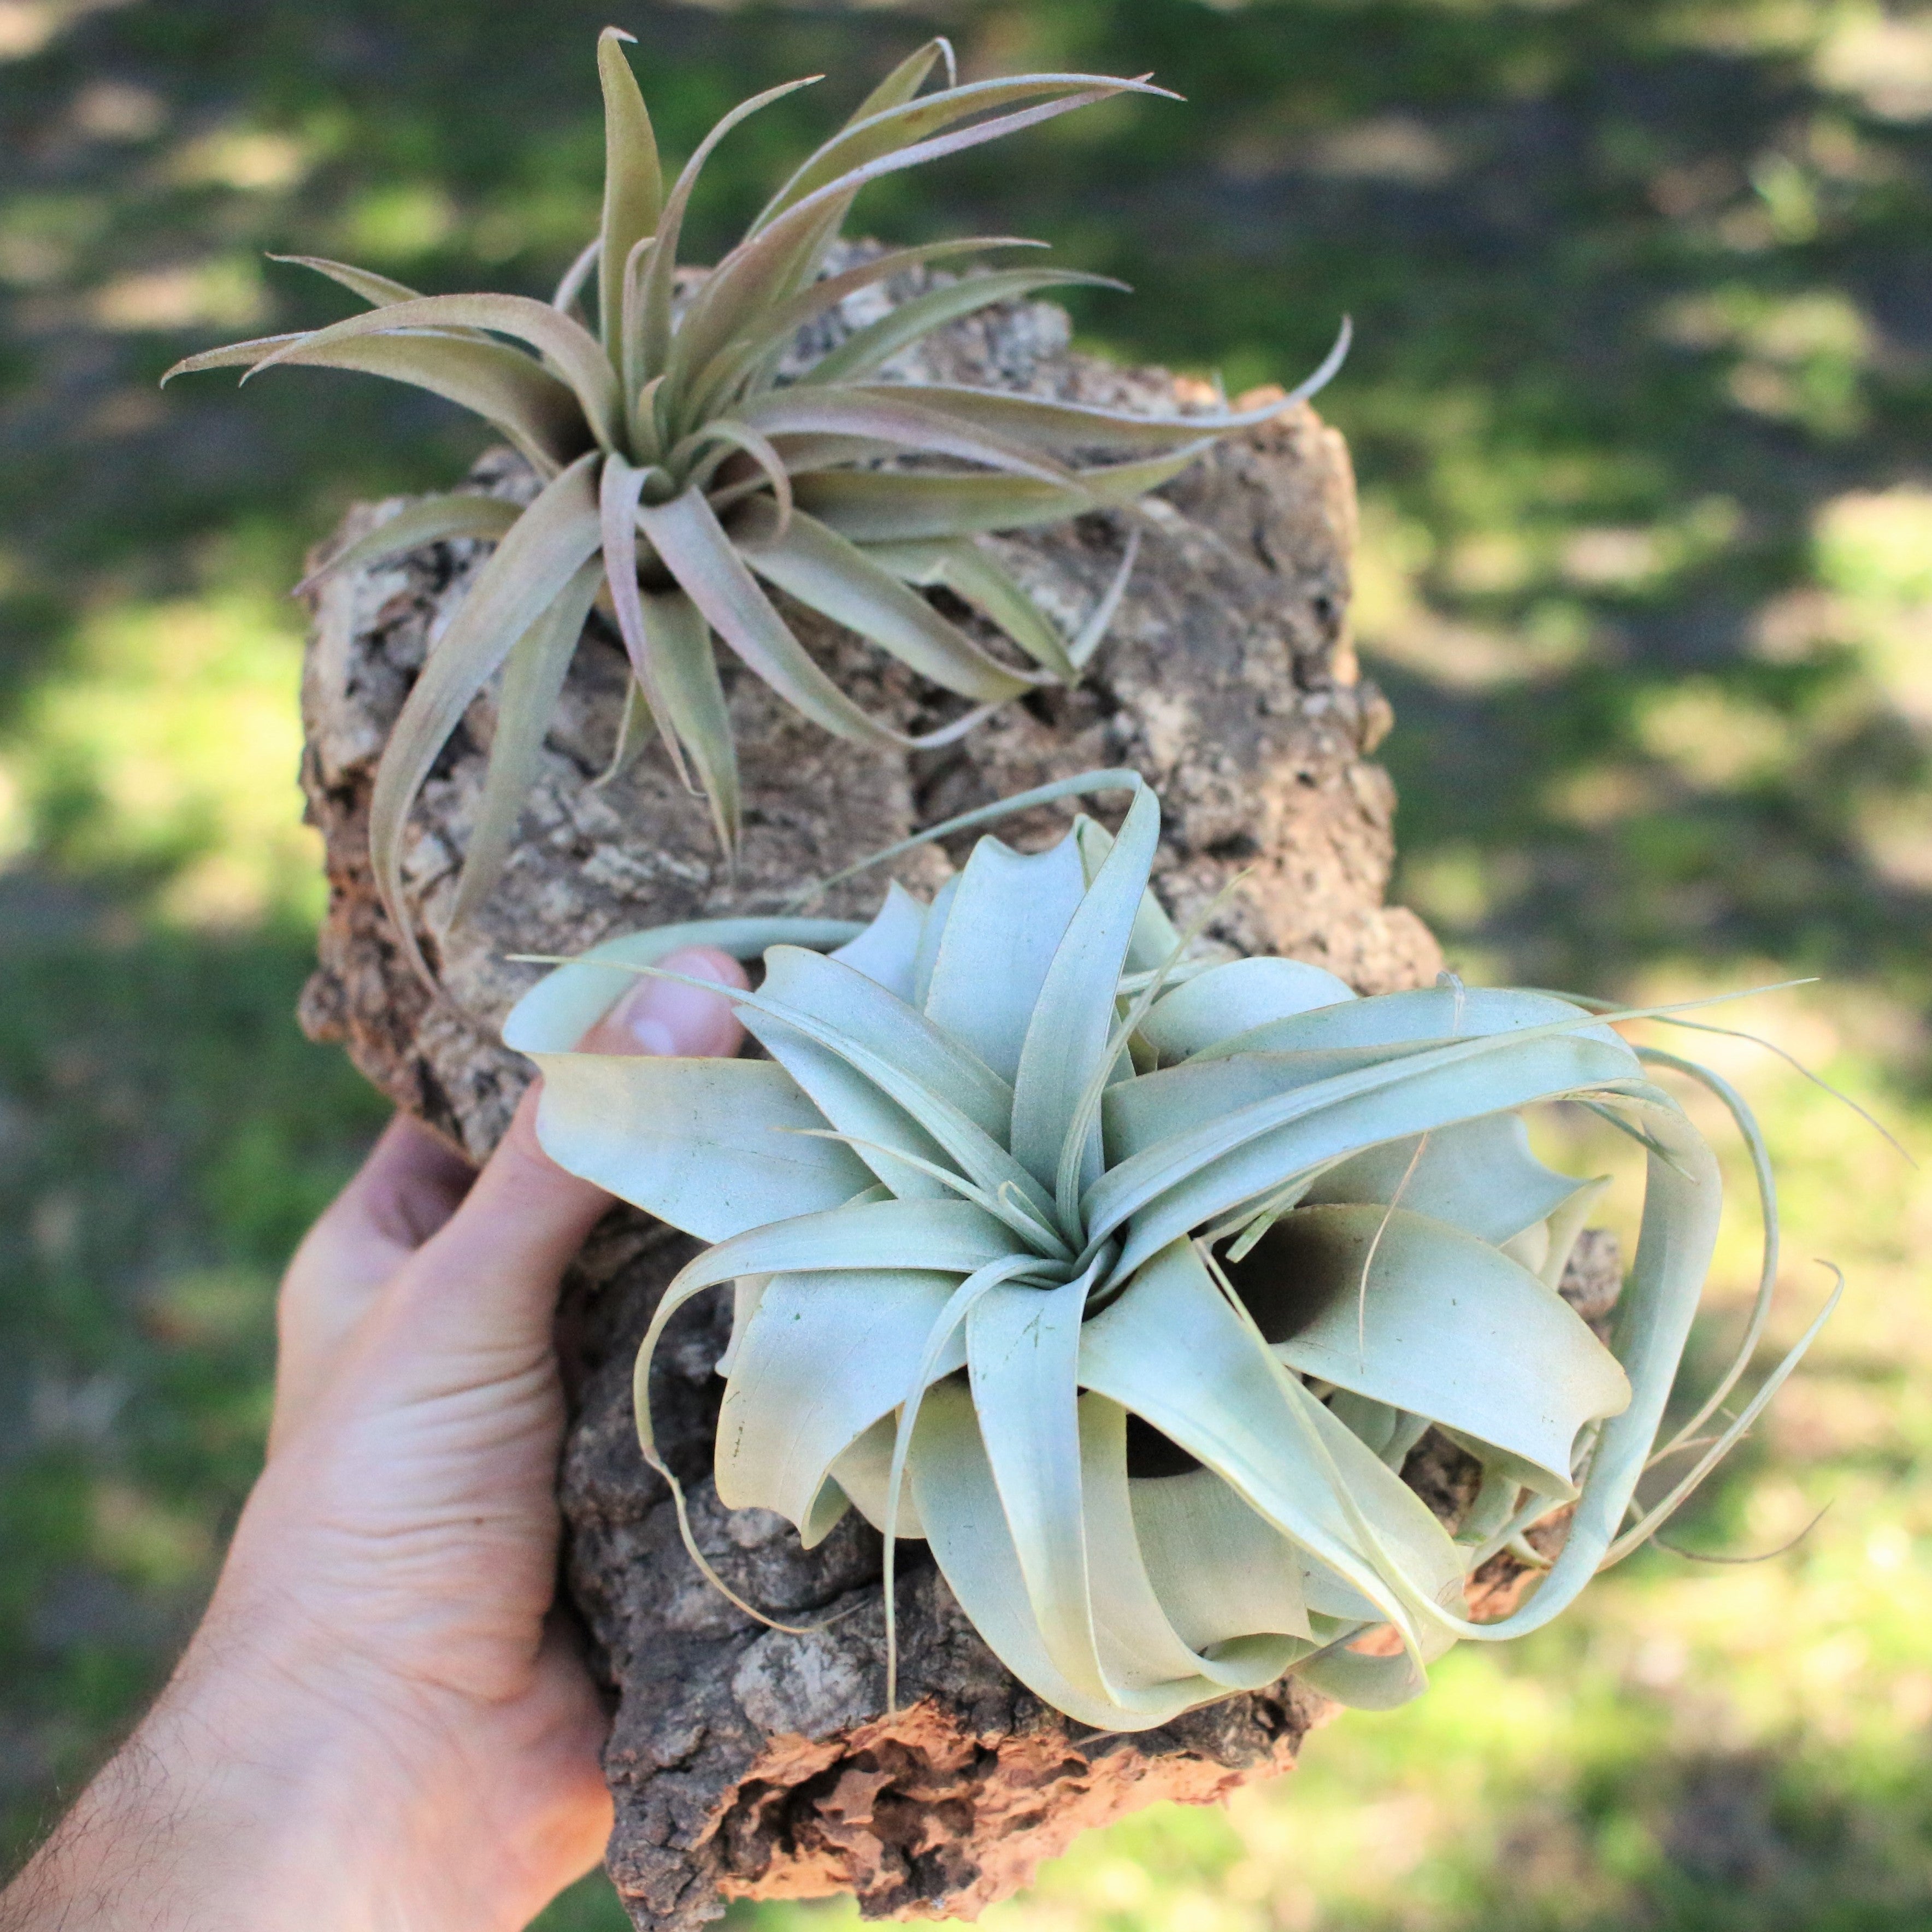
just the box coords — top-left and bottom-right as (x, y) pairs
(505, 773), (1826, 1732)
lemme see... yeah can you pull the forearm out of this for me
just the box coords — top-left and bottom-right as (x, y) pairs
(2, 1645), (423, 1932)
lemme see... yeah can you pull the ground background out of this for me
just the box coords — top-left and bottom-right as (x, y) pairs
(1, 2), (1928, 1927)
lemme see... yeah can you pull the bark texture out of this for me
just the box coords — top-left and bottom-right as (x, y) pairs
(292, 282), (1556, 1926)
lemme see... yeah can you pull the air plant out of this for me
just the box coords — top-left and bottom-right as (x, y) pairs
(164, 33), (1338, 982)
(504, 772), (1835, 1731)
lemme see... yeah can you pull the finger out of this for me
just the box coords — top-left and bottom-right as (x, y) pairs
(270, 1112), (476, 1454)
(386, 947), (751, 1364)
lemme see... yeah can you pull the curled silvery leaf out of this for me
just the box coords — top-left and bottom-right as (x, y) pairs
(504, 773), (1836, 1730)
(164, 32), (1347, 985)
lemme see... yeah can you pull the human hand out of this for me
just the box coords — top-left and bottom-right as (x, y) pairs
(0, 949), (750, 1932)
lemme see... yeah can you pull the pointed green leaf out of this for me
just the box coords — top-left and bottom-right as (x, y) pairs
(834, 380), (1290, 452)
(681, 238), (1040, 421)
(596, 27), (663, 359)
(367, 451), (603, 984)
(268, 252), (425, 309)
(246, 293), (622, 453)
(296, 491), (522, 594)
(637, 75), (822, 398)
(738, 503), (1036, 703)
(759, 946), (1013, 1145)
(864, 536), (1080, 682)
(1011, 782), (1159, 1199)
(447, 558), (602, 925)
(740, 387), (1075, 483)
(793, 449), (1204, 541)
(639, 484), (993, 751)
(802, 269), (1126, 387)
(923, 830), (1088, 1083)
(173, 329), (592, 475)
(640, 588), (740, 852)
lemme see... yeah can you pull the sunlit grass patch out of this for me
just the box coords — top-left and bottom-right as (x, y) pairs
(0, 549), (321, 929)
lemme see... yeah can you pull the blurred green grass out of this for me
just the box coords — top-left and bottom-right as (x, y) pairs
(1, 1), (1928, 1927)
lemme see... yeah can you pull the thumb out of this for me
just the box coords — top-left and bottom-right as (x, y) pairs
(392, 946), (751, 1359)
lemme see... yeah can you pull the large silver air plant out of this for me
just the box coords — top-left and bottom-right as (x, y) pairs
(166, 34), (1336, 982)
(505, 774), (1835, 1730)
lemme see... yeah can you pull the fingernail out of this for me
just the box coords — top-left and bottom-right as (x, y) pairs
(578, 946), (749, 1059)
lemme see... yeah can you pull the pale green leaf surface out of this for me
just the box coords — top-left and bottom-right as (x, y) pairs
(733, 1009), (958, 1204)
(830, 1412), (927, 1539)
(1079, 1239), (1466, 1636)
(909, 873), (961, 1009)
(1092, 1030), (1642, 1280)
(1262, 1204), (1631, 1498)
(759, 946), (1015, 1145)
(1081, 1394), (1307, 1693)
(829, 880), (928, 1002)
(1011, 782), (1159, 1197)
(923, 832), (1088, 1083)
(967, 1268), (1108, 1701)
(666, 1195), (1015, 1293)
(1139, 957), (1356, 1064)
(909, 1376), (1163, 1730)
(1295, 1642), (1429, 1711)
(1303, 1111), (1592, 1246)
(500, 915), (859, 1055)
(531, 1055), (869, 1241)
(716, 1267), (968, 1524)
(1070, 812), (1181, 971)
(1194, 983), (1623, 1063)
(1128, 1462), (1315, 1648)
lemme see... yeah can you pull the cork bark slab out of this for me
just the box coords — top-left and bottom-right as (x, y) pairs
(286, 280), (1533, 1927)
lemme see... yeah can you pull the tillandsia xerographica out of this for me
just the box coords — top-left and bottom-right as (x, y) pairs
(164, 33), (1341, 983)
(504, 772), (1836, 1731)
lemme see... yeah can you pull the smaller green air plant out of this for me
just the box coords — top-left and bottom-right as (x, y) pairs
(505, 772), (1839, 1730)
(165, 33), (1333, 984)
